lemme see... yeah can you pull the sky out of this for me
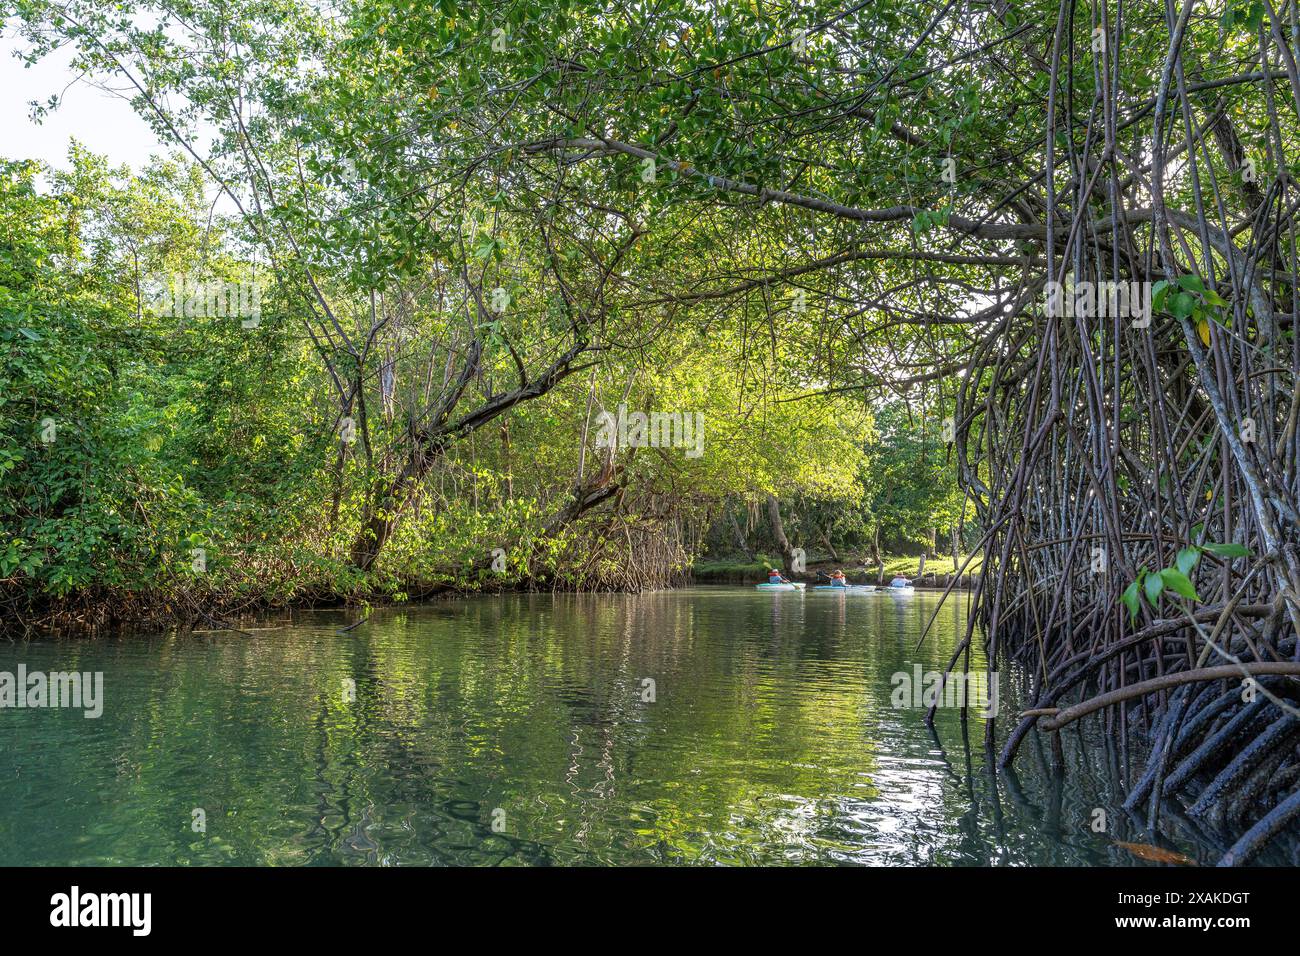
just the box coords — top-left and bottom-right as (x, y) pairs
(1, 33), (172, 174)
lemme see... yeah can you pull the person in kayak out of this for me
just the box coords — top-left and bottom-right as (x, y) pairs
(890, 576), (912, 588)
(768, 568), (791, 584)
(830, 570), (849, 587)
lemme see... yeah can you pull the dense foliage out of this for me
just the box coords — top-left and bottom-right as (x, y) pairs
(2, 1), (982, 626)
(0, 146), (920, 626)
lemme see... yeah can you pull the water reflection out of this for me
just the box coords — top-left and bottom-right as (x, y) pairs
(0, 588), (1293, 865)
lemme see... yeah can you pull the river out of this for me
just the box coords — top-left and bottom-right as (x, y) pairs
(1, 587), (1285, 865)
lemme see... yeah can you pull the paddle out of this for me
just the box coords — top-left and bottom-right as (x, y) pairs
(816, 569), (863, 589)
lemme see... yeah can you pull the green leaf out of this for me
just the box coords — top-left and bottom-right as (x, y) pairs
(1122, 578), (1142, 622)
(1145, 569), (1165, 605)
(1202, 541), (1250, 559)
(1160, 568), (1200, 601)
(1169, 292), (1196, 318)
(1176, 546), (1200, 576)
(1176, 274), (1205, 293)
(1152, 283), (1169, 312)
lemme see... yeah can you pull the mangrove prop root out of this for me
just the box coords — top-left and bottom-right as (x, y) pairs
(1034, 665), (1300, 731)
(1123, 685), (1192, 813)
(1189, 714), (1300, 818)
(1163, 698), (1274, 796)
(935, 0), (1300, 861)
(1218, 788), (1300, 867)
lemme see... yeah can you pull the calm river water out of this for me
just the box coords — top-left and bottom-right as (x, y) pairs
(1, 587), (1286, 865)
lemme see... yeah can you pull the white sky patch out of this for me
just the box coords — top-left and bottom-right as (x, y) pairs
(0, 37), (167, 173)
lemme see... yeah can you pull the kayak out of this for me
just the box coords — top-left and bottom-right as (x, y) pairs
(886, 585), (915, 593)
(755, 582), (805, 591)
(812, 585), (877, 592)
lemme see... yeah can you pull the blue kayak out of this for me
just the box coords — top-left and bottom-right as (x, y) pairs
(755, 582), (805, 591)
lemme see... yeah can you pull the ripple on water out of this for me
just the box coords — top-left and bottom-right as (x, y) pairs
(2, 589), (1290, 865)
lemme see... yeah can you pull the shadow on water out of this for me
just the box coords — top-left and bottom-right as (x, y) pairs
(0, 587), (1295, 865)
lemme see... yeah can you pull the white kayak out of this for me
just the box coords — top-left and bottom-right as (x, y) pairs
(812, 584), (877, 592)
(886, 585), (915, 593)
(755, 582), (806, 591)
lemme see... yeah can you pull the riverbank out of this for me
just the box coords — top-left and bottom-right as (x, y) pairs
(4, 550), (984, 637)
(1, 575), (463, 639)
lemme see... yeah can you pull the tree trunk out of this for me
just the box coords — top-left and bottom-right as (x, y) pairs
(347, 337), (590, 572)
(820, 528), (840, 561)
(766, 493), (795, 573)
(729, 509), (755, 559)
(350, 458), (430, 572)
